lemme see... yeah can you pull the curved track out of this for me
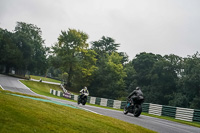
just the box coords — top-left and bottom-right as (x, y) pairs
(0, 74), (199, 133)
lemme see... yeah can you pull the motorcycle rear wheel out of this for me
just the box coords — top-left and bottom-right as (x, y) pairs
(133, 104), (142, 117)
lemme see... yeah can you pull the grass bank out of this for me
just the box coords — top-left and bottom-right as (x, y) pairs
(0, 90), (155, 133)
(20, 80), (62, 97)
(30, 75), (61, 83)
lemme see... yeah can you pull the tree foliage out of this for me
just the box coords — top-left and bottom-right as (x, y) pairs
(14, 22), (47, 74)
(89, 53), (126, 99)
(125, 52), (200, 109)
(89, 37), (127, 99)
(51, 29), (97, 89)
(0, 22), (47, 75)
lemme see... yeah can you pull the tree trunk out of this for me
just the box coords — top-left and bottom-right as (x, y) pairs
(5, 65), (10, 74)
(67, 67), (73, 87)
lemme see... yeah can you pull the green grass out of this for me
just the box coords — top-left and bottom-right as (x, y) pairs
(0, 90), (155, 133)
(20, 80), (200, 128)
(20, 80), (62, 97)
(30, 75), (61, 83)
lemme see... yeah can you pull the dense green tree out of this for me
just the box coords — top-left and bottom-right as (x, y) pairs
(0, 28), (22, 73)
(89, 52), (126, 99)
(148, 56), (178, 105)
(52, 29), (97, 89)
(132, 52), (162, 86)
(177, 53), (200, 109)
(14, 22), (47, 75)
(129, 53), (181, 105)
(90, 36), (127, 99)
(123, 62), (137, 93)
(91, 36), (121, 64)
(72, 49), (97, 88)
(168, 92), (189, 107)
(91, 36), (120, 55)
(119, 52), (129, 64)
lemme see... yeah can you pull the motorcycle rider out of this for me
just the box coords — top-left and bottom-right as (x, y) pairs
(80, 86), (89, 99)
(127, 87), (143, 107)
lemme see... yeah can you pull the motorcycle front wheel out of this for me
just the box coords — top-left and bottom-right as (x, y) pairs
(77, 96), (81, 105)
(82, 97), (87, 105)
(123, 106), (128, 115)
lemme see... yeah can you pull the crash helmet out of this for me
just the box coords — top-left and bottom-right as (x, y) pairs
(136, 87), (140, 90)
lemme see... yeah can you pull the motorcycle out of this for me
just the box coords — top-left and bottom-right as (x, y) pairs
(77, 93), (88, 105)
(123, 96), (144, 117)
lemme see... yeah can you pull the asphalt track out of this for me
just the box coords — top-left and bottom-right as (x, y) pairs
(0, 74), (200, 133)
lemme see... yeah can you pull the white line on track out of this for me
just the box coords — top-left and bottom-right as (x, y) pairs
(76, 105), (103, 115)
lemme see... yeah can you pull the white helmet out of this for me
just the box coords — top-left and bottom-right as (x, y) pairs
(136, 87), (140, 90)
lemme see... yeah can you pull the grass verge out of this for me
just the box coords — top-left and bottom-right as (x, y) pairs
(20, 80), (62, 97)
(0, 90), (155, 133)
(30, 75), (61, 83)
(20, 80), (200, 128)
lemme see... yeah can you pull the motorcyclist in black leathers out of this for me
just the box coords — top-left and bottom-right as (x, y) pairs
(127, 87), (143, 107)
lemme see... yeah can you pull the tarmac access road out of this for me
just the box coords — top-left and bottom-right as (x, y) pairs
(0, 74), (199, 133)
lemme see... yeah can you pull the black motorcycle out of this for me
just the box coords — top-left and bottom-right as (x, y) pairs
(123, 96), (144, 117)
(77, 93), (88, 105)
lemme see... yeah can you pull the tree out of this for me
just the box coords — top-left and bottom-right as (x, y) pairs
(123, 62), (137, 93)
(89, 53), (126, 99)
(176, 52), (200, 109)
(149, 57), (179, 105)
(0, 28), (22, 73)
(91, 36), (120, 63)
(132, 52), (162, 86)
(169, 92), (189, 108)
(72, 49), (97, 88)
(14, 22), (47, 75)
(53, 29), (97, 89)
(130, 53), (181, 105)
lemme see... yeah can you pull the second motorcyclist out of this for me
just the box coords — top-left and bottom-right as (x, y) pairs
(78, 86), (89, 105)
(127, 87), (143, 108)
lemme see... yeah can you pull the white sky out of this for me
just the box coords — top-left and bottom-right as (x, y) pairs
(1, 0), (200, 60)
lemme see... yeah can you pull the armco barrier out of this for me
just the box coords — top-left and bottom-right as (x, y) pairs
(142, 103), (150, 113)
(149, 104), (162, 116)
(74, 95), (78, 101)
(175, 107), (194, 122)
(113, 100), (121, 109)
(50, 89), (63, 97)
(100, 98), (108, 107)
(87, 96), (91, 103)
(193, 109), (200, 122)
(162, 105), (176, 118)
(95, 97), (101, 105)
(90, 97), (96, 104)
(107, 99), (114, 108)
(50, 89), (200, 122)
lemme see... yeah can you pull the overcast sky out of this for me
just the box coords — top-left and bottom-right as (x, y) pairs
(1, 0), (200, 60)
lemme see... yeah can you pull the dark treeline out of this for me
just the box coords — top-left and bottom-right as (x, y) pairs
(0, 22), (48, 76)
(0, 22), (200, 109)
